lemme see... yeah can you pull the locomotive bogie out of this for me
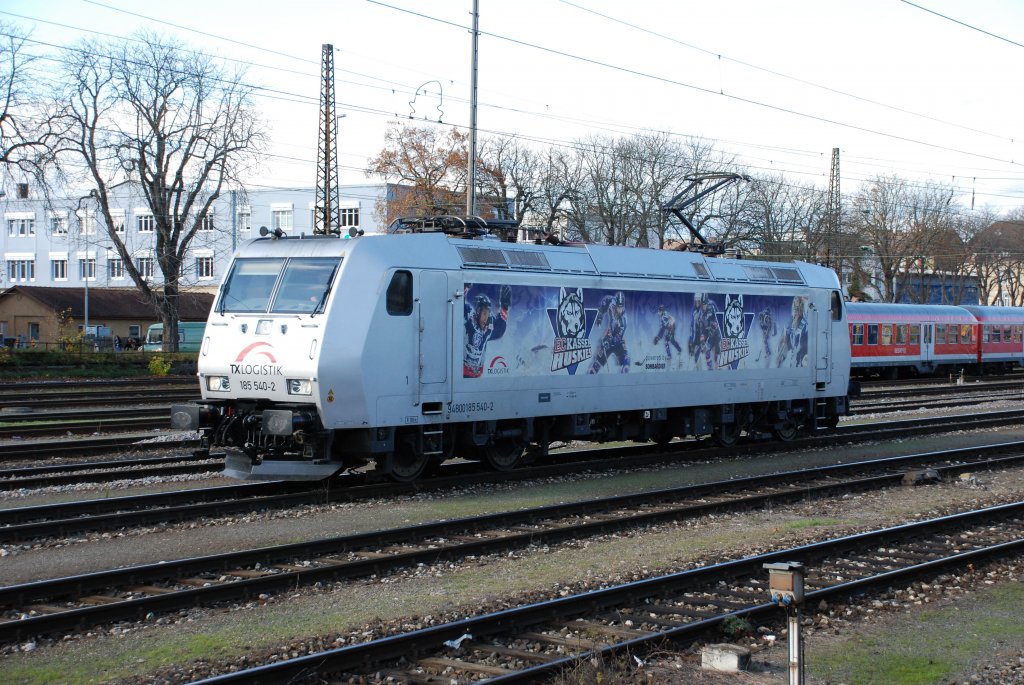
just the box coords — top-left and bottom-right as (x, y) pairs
(174, 231), (852, 481)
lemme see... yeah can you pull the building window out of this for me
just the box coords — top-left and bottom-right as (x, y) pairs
(78, 257), (96, 281)
(108, 257), (124, 280)
(51, 215), (68, 235)
(80, 213), (97, 235)
(199, 213), (214, 231)
(340, 207), (359, 227)
(137, 214), (155, 233)
(7, 259), (36, 282)
(51, 259), (68, 281)
(137, 257), (155, 279)
(27, 322), (39, 341)
(196, 256), (215, 279)
(272, 209), (293, 232)
(111, 212), (125, 234)
(238, 208), (251, 233)
(7, 217), (35, 237)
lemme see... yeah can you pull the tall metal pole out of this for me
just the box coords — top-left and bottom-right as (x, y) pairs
(315, 44), (340, 235)
(466, 0), (479, 217)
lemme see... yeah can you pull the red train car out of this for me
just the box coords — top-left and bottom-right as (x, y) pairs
(961, 305), (1024, 372)
(847, 302), (980, 378)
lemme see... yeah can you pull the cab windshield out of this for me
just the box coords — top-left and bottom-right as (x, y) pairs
(217, 257), (341, 314)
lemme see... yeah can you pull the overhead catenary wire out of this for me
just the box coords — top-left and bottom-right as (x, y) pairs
(3, 4), (1023, 213)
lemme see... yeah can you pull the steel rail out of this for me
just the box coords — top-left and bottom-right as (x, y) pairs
(3, 410), (1024, 541)
(0, 433), (201, 461)
(184, 501), (1024, 684)
(1, 445), (1022, 644)
(0, 454), (221, 491)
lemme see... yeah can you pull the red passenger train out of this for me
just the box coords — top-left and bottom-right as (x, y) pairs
(846, 302), (1024, 378)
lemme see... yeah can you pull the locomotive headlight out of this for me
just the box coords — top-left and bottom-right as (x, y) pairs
(205, 375), (230, 392)
(287, 378), (313, 396)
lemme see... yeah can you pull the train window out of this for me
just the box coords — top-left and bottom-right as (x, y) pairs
(935, 324), (946, 344)
(880, 324), (892, 346)
(271, 258), (341, 314)
(1004, 326), (1013, 341)
(895, 325), (907, 345)
(909, 325), (920, 344)
(851, 324), (864, 345)
(217, 258), (282, 313)
(991, 326), (1000, 343)
(830, 291), (842, 321)
(1015, 326), (1023, 343)
(923, 325), (932, 344)
(960, 325), (972, 344)
(386, 270), (413, 316)
(983, 326), (991, 343)
(867, 324), (878, 345)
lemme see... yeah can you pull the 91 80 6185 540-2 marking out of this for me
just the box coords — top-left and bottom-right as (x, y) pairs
(448, 401), (494, 414)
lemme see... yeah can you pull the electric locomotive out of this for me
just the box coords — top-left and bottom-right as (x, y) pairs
(172, 217), (852, 481)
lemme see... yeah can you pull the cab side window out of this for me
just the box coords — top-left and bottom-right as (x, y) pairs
(830, 291), (843, 321)
(386, 270), (413, 315)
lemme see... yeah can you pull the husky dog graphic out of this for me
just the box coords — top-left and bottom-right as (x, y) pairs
(723, 294), (745, 339)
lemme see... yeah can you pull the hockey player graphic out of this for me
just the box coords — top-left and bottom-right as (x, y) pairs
(775, 296), (809, 368)
(463, 284), (512, 378)
(653, 304), (683, 361)
(588, 291), (630, 373)
(755, 307), (776, 363)
(688, 292), (721, 370)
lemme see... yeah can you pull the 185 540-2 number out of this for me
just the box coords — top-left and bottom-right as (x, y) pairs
(239, 379), (276, 392)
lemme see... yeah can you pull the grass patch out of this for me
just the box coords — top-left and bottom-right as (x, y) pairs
(809, 581), (1024, 685)
(781, 517), (846, 530)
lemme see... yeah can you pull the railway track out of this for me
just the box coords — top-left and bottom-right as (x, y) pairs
(0, 432), (200, 461)
(0, 408), (169, 440)
(1, 441), (1022, 644)
(185, 500), (1023, 684)
(0, 374), (1012, 464)
(0, 377), (199, 412)
(0, 452), (221, 491)
(4, 409), (1024, 542)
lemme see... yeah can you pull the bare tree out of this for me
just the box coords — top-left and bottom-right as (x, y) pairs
(530, 147), (585, 238)
(0, 22), (62, 188)
(54, 32), (265, 350)
(475, 134), (543, 224)
(973, 213), (1024, 305)
(732, 174), (825, 261)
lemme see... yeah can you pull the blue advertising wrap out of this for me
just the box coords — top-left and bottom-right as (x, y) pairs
(463, 283), (810, 379)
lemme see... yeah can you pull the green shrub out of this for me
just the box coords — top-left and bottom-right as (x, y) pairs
(721, 615), (754, 639)
(149, 355), (173, 376)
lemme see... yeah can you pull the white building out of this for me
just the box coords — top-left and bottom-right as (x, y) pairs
(0, 183), (392, 292)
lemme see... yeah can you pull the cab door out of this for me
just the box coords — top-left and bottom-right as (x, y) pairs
(417, 270), (449, 389)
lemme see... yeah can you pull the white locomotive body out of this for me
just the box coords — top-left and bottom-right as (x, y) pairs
(173, 225), (852, 481)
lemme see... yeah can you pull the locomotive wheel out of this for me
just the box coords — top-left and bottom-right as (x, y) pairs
(483, 438), (525, 471)
(388, 434), (429, 482)
(712, 423), (740, 448)
(772, 420), (799, 442)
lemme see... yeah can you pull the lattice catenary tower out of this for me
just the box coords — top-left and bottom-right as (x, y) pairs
(314, 43), (340, 235)
(825, 147), (841, 269)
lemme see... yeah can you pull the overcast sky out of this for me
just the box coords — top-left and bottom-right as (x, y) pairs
(4, 0), (1024, 214)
